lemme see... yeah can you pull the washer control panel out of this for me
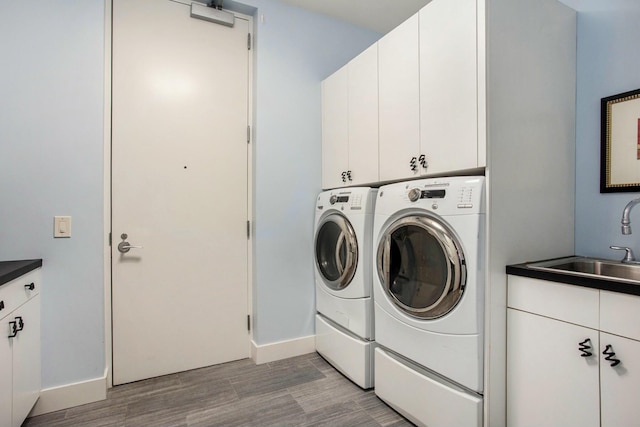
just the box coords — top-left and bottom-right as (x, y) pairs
(317, 188), (376, 212)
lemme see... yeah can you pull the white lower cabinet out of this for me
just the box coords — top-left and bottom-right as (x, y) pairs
(0, 313), (13, 427)
(599, 290), (640, 427)
(507, 275), (640, 427)
(11, 294), (41, 427)
(0, 268), (41, 427)
(507, 309), (599, 427)
(599, 332), (640, 427)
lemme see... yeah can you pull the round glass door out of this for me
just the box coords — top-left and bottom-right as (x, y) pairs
(377, 214), (466, 319)
(315, 213), (358, 291)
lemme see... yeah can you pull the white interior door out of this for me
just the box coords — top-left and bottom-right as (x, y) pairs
(111, 0), (250, 385)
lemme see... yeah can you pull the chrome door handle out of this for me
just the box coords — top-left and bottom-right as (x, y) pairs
(118, 241), (143, 253)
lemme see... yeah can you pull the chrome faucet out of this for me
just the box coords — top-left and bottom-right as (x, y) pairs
(610, 245), (637, 263)
(621, 197), (640, 235)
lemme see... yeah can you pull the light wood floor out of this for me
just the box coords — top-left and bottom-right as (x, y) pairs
(24, 352), (413, 427)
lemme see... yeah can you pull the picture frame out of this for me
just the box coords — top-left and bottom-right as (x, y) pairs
(601, 88), (640, 193)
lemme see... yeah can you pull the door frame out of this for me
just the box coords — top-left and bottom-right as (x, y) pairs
(102, 0), (254, 388)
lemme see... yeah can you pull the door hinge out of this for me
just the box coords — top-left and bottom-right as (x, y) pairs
(247, 314), (251, 331)
(247, 125), (251, 144)
(108, 232), (112, 246)
(247, 220), (250, 239)
(247, 33), (252, 50)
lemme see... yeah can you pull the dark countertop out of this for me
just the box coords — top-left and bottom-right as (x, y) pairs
(0, 259), (43, 287)
(507, 256), (640, 297)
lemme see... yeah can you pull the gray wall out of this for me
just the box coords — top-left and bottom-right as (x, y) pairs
(0, 0), (379, 391)
(564, 0), (640, 258)
(0, 1), (106, 388)
(235, 0), (381, 344)
(11, 0), (638, 398)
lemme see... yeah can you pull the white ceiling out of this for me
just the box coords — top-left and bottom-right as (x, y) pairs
(277, 1), (640, 34)
(279, 0), (432, 34)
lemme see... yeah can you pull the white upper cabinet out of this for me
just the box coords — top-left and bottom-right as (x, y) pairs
(323, 0), (485, 186)
(347, 43), (379, 187)
(378, 13), (421, 182)
(419, 0), (479, 175)
(377, 0), (483, 182)
(322, 65), (349, 190)
(322, 44), (379, 190)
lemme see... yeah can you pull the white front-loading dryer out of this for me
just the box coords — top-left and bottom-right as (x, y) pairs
(372, 176), (485, 427)
(314, 187), (377, 389)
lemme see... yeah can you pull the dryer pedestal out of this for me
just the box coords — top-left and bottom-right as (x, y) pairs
(375, 347), (482, 427)
(315, 314), (374, 389)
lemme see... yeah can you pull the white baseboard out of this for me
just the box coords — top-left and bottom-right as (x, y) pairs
(29, 369), (107, 416)
(29, 337), (316, 416)
(251, 335), (316, 364)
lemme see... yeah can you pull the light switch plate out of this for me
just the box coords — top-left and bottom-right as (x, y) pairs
(54, 216), (71, 238)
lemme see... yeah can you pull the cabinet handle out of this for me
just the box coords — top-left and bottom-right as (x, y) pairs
(603, 344), (621, 367)
(15, 316), (24, 332)
(25, 282), (35, 291)
(341, 171), (347, 183)
(578, 338), (593, 357)
(0, 300), (4, 311)
(410, 157), (417, 171)
(419, 154), (428, 169)
(347, 170), (352, 182)
(8, 321), (18, 338)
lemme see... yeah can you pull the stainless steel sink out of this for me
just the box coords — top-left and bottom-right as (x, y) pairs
(528, 256), (640, 284)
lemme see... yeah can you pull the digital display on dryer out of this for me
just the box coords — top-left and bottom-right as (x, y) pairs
(421, 190), (446, 199)
(336, 196), (349, 203)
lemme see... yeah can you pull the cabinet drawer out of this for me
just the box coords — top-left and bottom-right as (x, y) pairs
(507, 275), (599, 329)
(600, 291), (640, 341)
(0, 269), (41, 320)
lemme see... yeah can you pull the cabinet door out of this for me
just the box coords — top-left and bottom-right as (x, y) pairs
(507, 309), (599, 427)
(600, 333), (640, 427)
(419, 0), (478, 176)
(378, 13), (421, 182)
(12, 295), (40, 427)
(347, 43), (378, 186)
(0, 315), (13, 427)
(322, 65), (349, 189)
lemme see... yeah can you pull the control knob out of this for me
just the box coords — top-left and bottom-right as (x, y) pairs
(329, 195), (338, 205)
(408, 188), (421, 202)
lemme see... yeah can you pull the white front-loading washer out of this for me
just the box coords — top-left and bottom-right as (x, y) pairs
(314, 187), (377, 389)
(372, 176), (485, 427)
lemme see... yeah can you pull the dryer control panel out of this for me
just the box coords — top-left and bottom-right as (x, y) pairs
(398, 176), (485, 215)
(408, 188), (446, 201)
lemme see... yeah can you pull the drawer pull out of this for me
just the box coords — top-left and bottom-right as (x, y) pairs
(419, 154), (428, 169)
(0, 300), (4, 311)
(410, 157), (417, 171)
(603, 344), (621, 367)
(25, 282), (35, 291)
(578, 338), (592, 357)
(15, 316), (24, 332)
(8, 321), (18, 338)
